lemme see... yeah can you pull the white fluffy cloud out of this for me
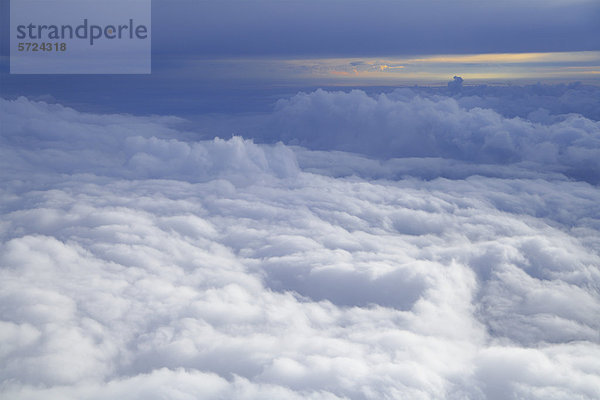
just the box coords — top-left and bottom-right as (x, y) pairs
(263, 87), (600, 182)
(1, 95), (599, 399)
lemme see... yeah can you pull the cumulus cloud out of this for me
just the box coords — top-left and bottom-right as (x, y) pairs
(446, 82), (600, 121)
(262, 86), (600, 183)
(1, 95), (599, 399)
(0, 97), (298, 184)
(447, 76), (464, 93)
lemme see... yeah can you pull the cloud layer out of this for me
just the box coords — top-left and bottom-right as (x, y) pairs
(1, 94), (599, 399)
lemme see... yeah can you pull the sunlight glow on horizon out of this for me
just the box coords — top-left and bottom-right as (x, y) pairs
(407, 51), (600, 64)
(283, 51), (600, 84)
(171, 51), (600, 86)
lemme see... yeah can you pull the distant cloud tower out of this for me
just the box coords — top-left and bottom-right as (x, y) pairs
(448, 76), (464, 92)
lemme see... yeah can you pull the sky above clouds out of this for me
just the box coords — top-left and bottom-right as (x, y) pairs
(1, 0), (599, 115)
(151, 0), (600, 57)
(92, 0), (600, 85)
(148, 0), (600, 87)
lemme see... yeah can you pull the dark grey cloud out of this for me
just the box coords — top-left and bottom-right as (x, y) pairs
(1, 0), (599, 61)
(152, 0), (600, 57)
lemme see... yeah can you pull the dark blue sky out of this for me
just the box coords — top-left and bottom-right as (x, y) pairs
(1, 0), (599, 115)
(151, 0), (600, 57)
